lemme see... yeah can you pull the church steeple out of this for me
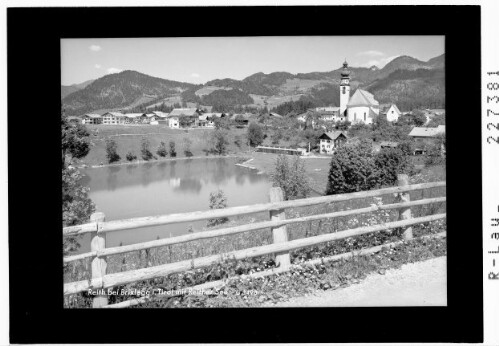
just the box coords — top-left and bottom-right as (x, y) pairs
(340, 60), (350, 85)
(339, 60), (351, 116)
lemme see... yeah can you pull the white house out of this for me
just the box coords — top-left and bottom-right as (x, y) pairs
(81, 113), (102, 125)
(380, 104), (402, 122)
(168, 108), (200, 128)
(102, 112), (126, 125)
(318, 131), (347, 154)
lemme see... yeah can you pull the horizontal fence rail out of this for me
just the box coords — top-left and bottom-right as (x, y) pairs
(63, 181), (445, 236)
(63, 176), (446, 308)
(63, 196), (446, 263)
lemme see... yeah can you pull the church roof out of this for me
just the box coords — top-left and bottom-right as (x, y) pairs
(347, 89), (379, 108)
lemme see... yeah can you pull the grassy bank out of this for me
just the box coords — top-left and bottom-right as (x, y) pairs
(80, 124), (251, 166)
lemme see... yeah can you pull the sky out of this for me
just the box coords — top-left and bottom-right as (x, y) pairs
(61, 36), (444, 86)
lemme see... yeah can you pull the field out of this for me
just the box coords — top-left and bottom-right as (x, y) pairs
(80, 124), (251, 166)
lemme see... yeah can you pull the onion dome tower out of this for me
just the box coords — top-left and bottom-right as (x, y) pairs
(339, 60), (351, 116)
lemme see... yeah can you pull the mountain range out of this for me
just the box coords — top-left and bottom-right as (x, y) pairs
(61, 53), (445, 115)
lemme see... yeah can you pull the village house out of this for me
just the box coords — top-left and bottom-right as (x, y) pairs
(408, 125), (445, 154)
(168, 108), (200, 128)
(198, 113), (215, 128)
(67, 116), (82, 124)
(102, 112), (126, 125)
(380, 104), (402, 122)
(81, 113), (102, 125)
(318, 131), (347, 154)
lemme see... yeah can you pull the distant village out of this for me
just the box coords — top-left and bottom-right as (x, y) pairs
(66, 61), (445, 157)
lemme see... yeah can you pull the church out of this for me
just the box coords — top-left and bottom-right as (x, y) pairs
(309, 61), (400, 125)
(339, 60), (381, 125)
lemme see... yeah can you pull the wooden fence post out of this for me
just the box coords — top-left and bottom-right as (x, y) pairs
(397, 174), (413, 240)
(90, 212), (108, 308)
(269, 187), (291, 269)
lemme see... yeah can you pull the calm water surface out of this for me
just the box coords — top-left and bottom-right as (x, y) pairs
(78, 157), (272, 252)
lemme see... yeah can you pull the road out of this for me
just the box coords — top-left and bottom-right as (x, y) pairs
(272, 257), (447, 307)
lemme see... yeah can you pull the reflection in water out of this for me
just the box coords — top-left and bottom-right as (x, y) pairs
(79, 157), (272, 251)
(106, 166), (121, 191)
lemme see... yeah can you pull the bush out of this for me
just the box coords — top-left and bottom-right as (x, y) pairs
(247, 122), (264, 147)
(326, 140), (380, 195)
(270, 155), (310, 200)
(105, 138), (120, 163)
(211, 129), (229, 155)
(207, 190), (229, 227)
(183, 137), (193, 157)
(141, 137), (153, 161)
(374, 148), (414, 187)
(326, 139), (414, 195)
(169, 141), (177, 157)
(156, 141), (168, 157)
(234, 135), (243, 148)
(126, 151), (137, 161)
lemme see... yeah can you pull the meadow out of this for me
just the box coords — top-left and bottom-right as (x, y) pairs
(80, 124), (251, 166)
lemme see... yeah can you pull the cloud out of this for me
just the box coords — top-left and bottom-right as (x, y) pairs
(106, 67), (123, 74)
(357, 50), (384, 57)
(361, 55), (400, 68)
(89, 45), (102, 52)
(94, 64), (101, 69)
(190, 73), (200, 78)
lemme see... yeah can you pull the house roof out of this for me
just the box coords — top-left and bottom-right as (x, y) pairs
(380, 141), (399, 147)
(319, 131), (347, 140)
(408, 125), (445, 137)
(169, 108), (198, 117)
(347, 89), (379, 107)
(269, 112), (282, 117)
(83, 113), (101, 118)
(380, 104), (401, 115)
(315, 106), (339, 112)
(152, 111), (169, 118)
(145, 113), (156, 117)
(124, 113), (144, 118)
(103, 112), (125, 117)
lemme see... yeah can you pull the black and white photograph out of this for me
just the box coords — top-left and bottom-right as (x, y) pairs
(61, 35), (448, 309)
(6, 4), (489, 344)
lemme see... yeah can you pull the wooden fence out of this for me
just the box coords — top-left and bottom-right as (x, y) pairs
(63, 175), (446, 308)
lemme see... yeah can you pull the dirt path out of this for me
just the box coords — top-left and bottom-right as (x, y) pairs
(272, 257), (447, 307)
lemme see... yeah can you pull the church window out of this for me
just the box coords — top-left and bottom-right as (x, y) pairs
(364, 112), (366, 121)
(342, 87), (345, 94)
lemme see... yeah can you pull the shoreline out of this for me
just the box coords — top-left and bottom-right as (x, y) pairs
(77, 153), (251, 169)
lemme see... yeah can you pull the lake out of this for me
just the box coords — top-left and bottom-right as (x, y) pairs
(78, 157), (273, 252)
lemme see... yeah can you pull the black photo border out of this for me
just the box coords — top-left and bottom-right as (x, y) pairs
(7, 5), (482, 344)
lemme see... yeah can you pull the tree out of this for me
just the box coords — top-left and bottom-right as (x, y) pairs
(411, 110), (427, 126)
(211, 129), (229, 155)
(156, 141), (168, 157)
(61, 112), (90, 164)
(207, 190), (229, 227)
(325, 140), (381, 195)
(427, 112), (445, 127)
(126, 151), (137, 161)
(141, 137), (153, 160)
(169, 140), (177, 157)
(61, 111), (95, 257)
(214, 116), (231, 130)
(334, 120), (351, 131)
(270, 155), (310, 200)
(374, 147), (414, 187)
(247, 122), (264, 147)
(326, 139), (414, 195)
(183, 137), (193, 157)
(105, 138), (120, 163)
